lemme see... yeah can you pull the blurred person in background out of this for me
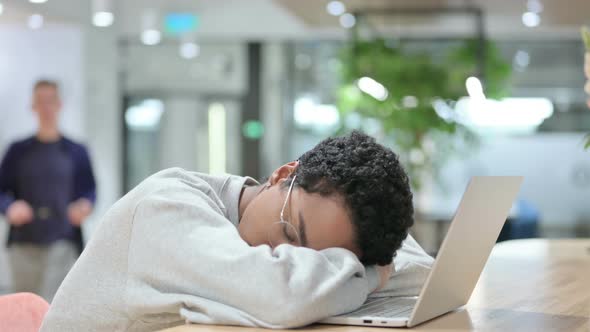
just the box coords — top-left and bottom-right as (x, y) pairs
(0, 80), (96, 302)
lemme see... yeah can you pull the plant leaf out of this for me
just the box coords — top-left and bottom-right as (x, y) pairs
(582, 26), (590, 50)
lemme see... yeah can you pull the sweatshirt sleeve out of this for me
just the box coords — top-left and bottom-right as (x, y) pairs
(124, 187), (379, 329)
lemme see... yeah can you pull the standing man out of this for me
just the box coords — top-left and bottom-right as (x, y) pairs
(0, 79), (96, 301)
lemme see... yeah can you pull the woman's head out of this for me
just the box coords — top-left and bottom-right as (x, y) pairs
(238, 131), (414, 266)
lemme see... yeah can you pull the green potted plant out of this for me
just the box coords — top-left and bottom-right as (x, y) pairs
(336, 38), (511, 190)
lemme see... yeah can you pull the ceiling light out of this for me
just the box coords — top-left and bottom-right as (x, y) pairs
(326, 1), (346, 16)
(0, 3), (4, 16)
(28, 14), (44, 29)
(339, 13), (356, 29)
(29, 0), (48, 3)
(179, 42), (200, 59)
(141, 29), (161, 46)
(522, 12), (540, 27)
(93, 11), (114, 27)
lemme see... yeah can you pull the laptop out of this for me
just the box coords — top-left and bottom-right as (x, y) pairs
(320, 176), (523, 328)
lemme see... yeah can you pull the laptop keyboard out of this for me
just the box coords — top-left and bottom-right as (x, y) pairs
(342, 297), (417, 319)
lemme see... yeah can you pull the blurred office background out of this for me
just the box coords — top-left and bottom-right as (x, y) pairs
(0, 0), (589, 292)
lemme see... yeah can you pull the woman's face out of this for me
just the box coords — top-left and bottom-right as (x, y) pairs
(238, 162), (361, 257)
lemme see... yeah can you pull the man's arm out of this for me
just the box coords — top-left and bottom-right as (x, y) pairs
(0, 144), (18, 215)
(72, 145), (96, 204)
(67, 145), (96, 226)
(125, 188), (380, 329)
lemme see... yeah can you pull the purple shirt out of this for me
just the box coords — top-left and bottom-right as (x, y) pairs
(0, 135), (96, 250)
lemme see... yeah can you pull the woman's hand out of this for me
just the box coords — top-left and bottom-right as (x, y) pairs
(374, 263), (394, 292)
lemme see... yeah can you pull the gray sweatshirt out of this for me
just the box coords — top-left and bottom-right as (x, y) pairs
(40, 168), (433, 331)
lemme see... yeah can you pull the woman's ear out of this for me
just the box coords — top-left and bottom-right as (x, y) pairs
(268, 161), (299, 185)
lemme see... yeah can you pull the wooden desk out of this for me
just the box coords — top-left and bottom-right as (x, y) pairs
(162, 239), (590, 332)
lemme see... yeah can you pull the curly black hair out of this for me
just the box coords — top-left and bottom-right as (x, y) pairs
(290, 130), (414, 266)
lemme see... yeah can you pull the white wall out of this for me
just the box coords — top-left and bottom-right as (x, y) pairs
(0, 25), (85, 151)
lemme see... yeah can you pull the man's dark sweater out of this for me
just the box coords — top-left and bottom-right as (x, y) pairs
(0, 135), (96, 251)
